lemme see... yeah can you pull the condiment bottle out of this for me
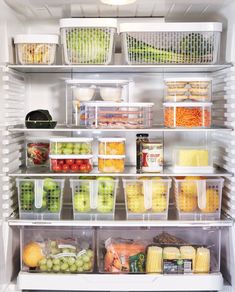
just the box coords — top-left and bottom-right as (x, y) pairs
(136, 133), (149, 173)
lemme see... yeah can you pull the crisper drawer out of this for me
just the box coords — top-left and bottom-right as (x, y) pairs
(97, 227), (221, 274)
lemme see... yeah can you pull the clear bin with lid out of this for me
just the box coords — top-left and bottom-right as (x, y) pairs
(123, 177), (171, 220)
(120, 22), (222, 65)
(16, 178), (64, 220)
(164, 102), (212, 128)
(50, 155), (93, 173)
(173, 177), (224, 220)
(14, 34), (59, 65)
(98, 155), (125, 173)
(165, 78), (212, 102)
(70, 178), (118, 220)
(60, 18), (117, 65)
(50, 138), (93, 155)
(98, 138), (126, 155)
(173, 147), (213, 173)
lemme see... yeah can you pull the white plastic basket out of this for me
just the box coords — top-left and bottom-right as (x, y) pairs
(120, 22), (222, 65)
(60, 18), (117, 65)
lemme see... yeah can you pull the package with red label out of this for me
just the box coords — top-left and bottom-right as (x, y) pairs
(142, 142), (163, 173)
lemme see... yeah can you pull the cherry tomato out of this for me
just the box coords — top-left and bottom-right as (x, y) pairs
(79, 164), (88, 172)
(65, 159), (74, 165)
(75, 159), (83, 165)
(82, 159), (89, 164)
(51, 159), (58, 165)
(53, 165), (62, 172)
(58, 160), (64, 165)
(71, 164), (79, 172)
(86, 164), (92, 172)
(62, 164), (70, 172)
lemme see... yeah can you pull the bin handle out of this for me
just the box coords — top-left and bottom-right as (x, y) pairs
(197, 180), (207, 210)
(143, 180), (152, 210)
(90, 181), (98, 209)
(35, 180), (43, 209)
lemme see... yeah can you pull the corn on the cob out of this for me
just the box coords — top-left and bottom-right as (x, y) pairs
(195, 247), (210, 273)
(146, 246), (162, 273)
(180, 246), (196, 272)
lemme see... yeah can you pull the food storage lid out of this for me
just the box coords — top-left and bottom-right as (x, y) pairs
(60, 18), (117, 28)
(81, 102), (154, 107)
(50, 154), (93, 159)
(165, 77), (212, 82)
(14, 34), (59, 44)
(163, 102), (212, 107)
(50, 137), (93, 142)
(98, 138), (126, 142)
(119, 22), (222, 33)
(98, 155), (125, 159)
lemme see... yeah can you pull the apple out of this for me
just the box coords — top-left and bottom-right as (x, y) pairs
(43, 179), (58, 191)
(65, 143), (74, 149)
(74, 193), (90, 212)
(48, 201), (60, 212)
(97, 194), (114, 213)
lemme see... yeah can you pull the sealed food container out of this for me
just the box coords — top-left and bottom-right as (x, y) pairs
(164, 102), (212, 128)
(173, 147), (213, 173)
(98, 138), (126, 155)
(21, 227), (95, 273)
(165, 78), (212, 102)
(16, 178), (64, 220)
(14, 34), (59, 65)
(70, 177), (118, 220)
(98, 155), (125, 173)
(123, 177), (171, 220)
(60, 18), (117, 65)
(50, 138), (93, 155)
(173, 177), (224, 220)
(75, 102), (153, 129)
(142, 142), (163, 173)
(26, 140), (49, 168)
(50, 155), (93, 173)
(120, 22), (222, 64)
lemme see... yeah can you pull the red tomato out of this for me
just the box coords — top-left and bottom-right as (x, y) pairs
(79, 164), (88, 172)
(75, 159), (83, 165)
(51, 159), (57, 165)
(53, 165), (62, 172)
(71, 164), (79, 172)
(62, 164), (70, 172)
(65, 159), (74, 165)
(58, 160), (64, 165)
(82, 159), (89, 164)
(86, 164), (92, 172)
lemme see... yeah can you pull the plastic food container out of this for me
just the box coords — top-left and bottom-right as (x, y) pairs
(50, 155), (93, 173)
(76, 102), (153, 129)
(50, 138), (93, 155)
(26, 140), (49, 168)
(70, 178), (118, 220)
(120, 22), (222, 65)
(16, 178), (64, 220)
(100, 87), (123, 102)
(60, 18), (117, 65)
(173, 147), (213, 173)
(165, 78), (212, 102)
(123, 177), (171, 220)
(98, 155), (125, 173)
(173, 177), (224, 220)
(14, 34), (59, 65)
(98, 138), (126, 155)
(21, 227), (95, 273)
(73, 87), (96, 102)
(164, 102), (212, 128)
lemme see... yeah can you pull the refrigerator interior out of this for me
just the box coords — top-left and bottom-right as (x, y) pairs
(1, 0), (235, 291)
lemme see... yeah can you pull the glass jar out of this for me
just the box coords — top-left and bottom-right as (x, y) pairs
(136, 134), (149, 173)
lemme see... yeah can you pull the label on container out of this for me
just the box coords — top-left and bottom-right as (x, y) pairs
(129, 252), (145, 273)
(163, 259), (193, 274)
(142, 147), (163, 172)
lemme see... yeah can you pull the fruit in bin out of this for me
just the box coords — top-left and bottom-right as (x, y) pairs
(23, 242), (45, 268)
(42, 198), (47, 209)
(44, 178), (59, 191)
(53, 265), (61, 272)
(126, 183), (142, 198)
(21, 191), (34, 202)
(74, 192), (91, 212)
(48, 201), (60, 212)
(178, 193), (197, 212)
(200, 188), (219, 213)
(128, 195), (146, 213)
(152, 194), (167, 212)
(62, 148), (73, 155)
(97, 194), (114, 213)
(62, 164), (70, 172)
(180, 176), (202, 196)
(20, 181), (34, 190)
(69, 264), (77, 272)
(39, 264), (47, 272)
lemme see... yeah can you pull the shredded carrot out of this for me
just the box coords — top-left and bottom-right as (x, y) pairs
(164, 107), (211, 128)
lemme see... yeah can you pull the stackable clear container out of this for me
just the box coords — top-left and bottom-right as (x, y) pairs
(60, 18), (117, 65)
(50, 138), (93, 155)
(50, 155), (93, 173)
(172, 147), (213, 173)
(164, 102), (212, 128)
(123, 178), (171, 220)
(120, 22), (222, 64)
(70, 178), (118, 220)
(74, 102), (153, 129)
(98, 155), (125, 173)
(173, 177), (224, 220)
(98, 138), (126, 155)
(165, 78), (212, 102)
(26, 139), (50, 168)
(14, 34), (59, 65)
(21, 227), (95, 273)
(16, 178), (64, 220)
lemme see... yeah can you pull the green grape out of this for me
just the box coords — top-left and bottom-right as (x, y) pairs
(52, 258), (60, 266)
(61, 263), (69, 271)
(46, 259), (53, 269)
(75, 259), (83, 268)
(69, 264), (77, 273)
(39, 264), (47, 272)
(66, 143), (74, 149)
(61, 256), (68, 263)
(77, 267), (83, 273)
(81, 255), (90, 263)
(83, 263), (91, 271)
(86, 249), (94, 259)
(68, 257), (76, 266)
(50, 248), (60, 255)
(53, 264), (60, 272)
(39, 258), (47, 266)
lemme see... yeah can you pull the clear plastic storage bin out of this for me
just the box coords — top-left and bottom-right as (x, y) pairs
(98, 138), (126, 155)
(165, 78), (212, 102)
(164, 102), (212, 128)
(50, 155), (93, 173)
(16, 178), (64, 220)
(98, 155), (125, 173)
(173, 147), (213, 173)
(74, 102), (153, 129)
(173, 177), (224, 220)
(70, 178), (118, 220)
(123, 178), (171, 220)
(120, 22), (222, 65)
(50, 138), (93, 155)
(21, 226), (95, 273)
(60, 18), (117, 65)
(14, 34), (58, 65)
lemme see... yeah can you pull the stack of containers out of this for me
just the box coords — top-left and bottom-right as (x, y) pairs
(98, 138), (126, 173)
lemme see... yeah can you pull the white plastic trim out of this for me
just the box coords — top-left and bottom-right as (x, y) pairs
(14, 34), (59, 44)
(60, 18), (118, 28)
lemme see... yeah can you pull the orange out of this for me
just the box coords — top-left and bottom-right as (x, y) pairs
(22, 242), (44, 268)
